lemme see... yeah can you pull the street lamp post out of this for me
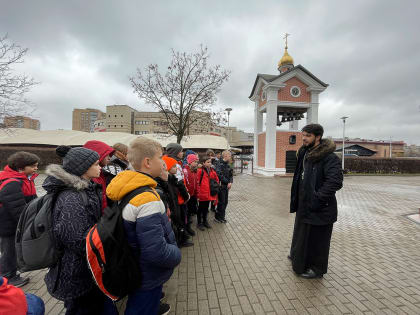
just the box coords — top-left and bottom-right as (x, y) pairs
(389, 136), (392, 158)
(340, 116), (349, 171)
(225, 107), (232, 142)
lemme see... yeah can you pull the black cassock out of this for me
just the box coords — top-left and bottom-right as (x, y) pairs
(290, 176), (333, 275)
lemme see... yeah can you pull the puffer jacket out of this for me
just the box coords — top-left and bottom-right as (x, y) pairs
(183, 165), (197, 196)
(83, 140), (115, 211)
(42, 164), (103, 300)
(290, 139), (343, 225)
(216, 159), (233, 186)
(196, 167), (219, 202)
(106, 170), (181, 291)
(0, 166), (38, 236)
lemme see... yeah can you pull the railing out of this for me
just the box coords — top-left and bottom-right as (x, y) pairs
(233, 156), (254, 174)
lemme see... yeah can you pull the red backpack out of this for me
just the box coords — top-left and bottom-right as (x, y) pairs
(86, 187), (152, 301)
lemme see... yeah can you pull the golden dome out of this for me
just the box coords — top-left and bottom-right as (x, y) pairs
(278, 48), (294, 68)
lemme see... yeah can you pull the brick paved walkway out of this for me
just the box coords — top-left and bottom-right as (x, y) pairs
(21, 175), (420, 314)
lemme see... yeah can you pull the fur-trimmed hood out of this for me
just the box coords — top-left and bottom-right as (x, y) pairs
(42, 164), (91, 193)
(298, 139), (336, 163)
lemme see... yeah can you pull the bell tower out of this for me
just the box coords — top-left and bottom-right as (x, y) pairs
(249, 34), (329, 176)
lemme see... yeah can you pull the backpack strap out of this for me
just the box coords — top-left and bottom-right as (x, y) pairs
(0, 178), (23, 191)
(118, 186), (156, 211)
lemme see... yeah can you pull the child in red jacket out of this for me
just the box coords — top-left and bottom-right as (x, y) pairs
(196, 156), (219, 231)
(0, 151), (39, 287)
(183, 154), (199, 231)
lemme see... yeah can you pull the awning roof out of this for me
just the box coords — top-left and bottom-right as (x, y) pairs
(0, 128), (230, 150)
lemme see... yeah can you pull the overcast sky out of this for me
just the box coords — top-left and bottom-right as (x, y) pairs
(1, 0), (419, 144)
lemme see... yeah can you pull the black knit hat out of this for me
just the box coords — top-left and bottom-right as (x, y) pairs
(56, 146), (100, 176)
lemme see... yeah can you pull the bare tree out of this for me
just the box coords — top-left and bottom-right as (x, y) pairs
(0, 34), (38, 127)
(130, 45), (230, 143)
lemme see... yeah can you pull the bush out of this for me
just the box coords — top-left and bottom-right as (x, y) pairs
(343, 157), (420, 174)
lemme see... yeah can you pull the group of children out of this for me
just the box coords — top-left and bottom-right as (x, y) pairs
(0, 137), (233, 315)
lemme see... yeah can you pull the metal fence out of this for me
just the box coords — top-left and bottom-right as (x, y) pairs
(233, 155), (253, 174)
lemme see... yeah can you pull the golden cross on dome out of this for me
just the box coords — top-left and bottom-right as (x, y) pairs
(283, 33), (290, 49)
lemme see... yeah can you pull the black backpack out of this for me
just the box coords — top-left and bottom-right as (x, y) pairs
(15, 189), (88, 272)
(199, 169), (220, 196)
(86, 186), (154, 301)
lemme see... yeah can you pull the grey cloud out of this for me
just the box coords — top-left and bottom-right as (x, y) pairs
(1, 0), (419, 144)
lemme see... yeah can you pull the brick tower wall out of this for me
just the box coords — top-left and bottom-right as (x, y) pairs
(258, 133), (266, 167)
(277, 77), (310, 103)
(275, 131), (303, 168)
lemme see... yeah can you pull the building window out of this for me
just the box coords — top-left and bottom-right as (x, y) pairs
(114, 125), (116, 127)
(108, 115), (110, 118)
(121, 125), (123, 127)
(108, 125), (110, 128)
(135, 120), (150, 125)
(121, 115), (123, 117)
(115, 115), (117, 117)
(135, 131), (139, 135)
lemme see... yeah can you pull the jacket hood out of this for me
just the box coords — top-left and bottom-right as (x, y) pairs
(83, 140), (115, 162)
(0, 165), (38, 181)
(106, 170), (157, 201)
(42, 164), (90, 193)
(298, 138), (336, 163)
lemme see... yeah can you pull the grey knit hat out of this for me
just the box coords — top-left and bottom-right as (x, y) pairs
(56, 146), (100, 176)
(165, 143), (183, 158)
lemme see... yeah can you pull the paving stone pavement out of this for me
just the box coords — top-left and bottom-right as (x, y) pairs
(20, 174), (420, 314)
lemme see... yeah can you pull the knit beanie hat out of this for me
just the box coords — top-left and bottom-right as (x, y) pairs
(187, 154), (199, 164)
(162, 156), (178, 171)
(165, 143), (183, 158)
(56, 145), (100, 176)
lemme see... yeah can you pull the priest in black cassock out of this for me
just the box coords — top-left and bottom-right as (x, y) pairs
(289, 124), (343, 278)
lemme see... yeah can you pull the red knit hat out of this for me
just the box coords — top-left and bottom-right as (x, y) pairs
(162, 156), (178, 171)
(187, 154), (199, 164)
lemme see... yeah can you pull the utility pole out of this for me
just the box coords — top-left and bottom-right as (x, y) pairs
(340, 116), (349, 171)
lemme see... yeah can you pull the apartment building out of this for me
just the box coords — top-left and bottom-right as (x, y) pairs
(72, 108), (105, 132)
(334, 138), (405, 158)
(134, 111), (169, 135)
(105, 105), (136, 133)
(4, 116), (40, 130)
(91, 105), (254, 153)
(94, 105), (216, 135)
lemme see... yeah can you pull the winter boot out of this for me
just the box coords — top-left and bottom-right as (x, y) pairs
(185, 223), (196, 236)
